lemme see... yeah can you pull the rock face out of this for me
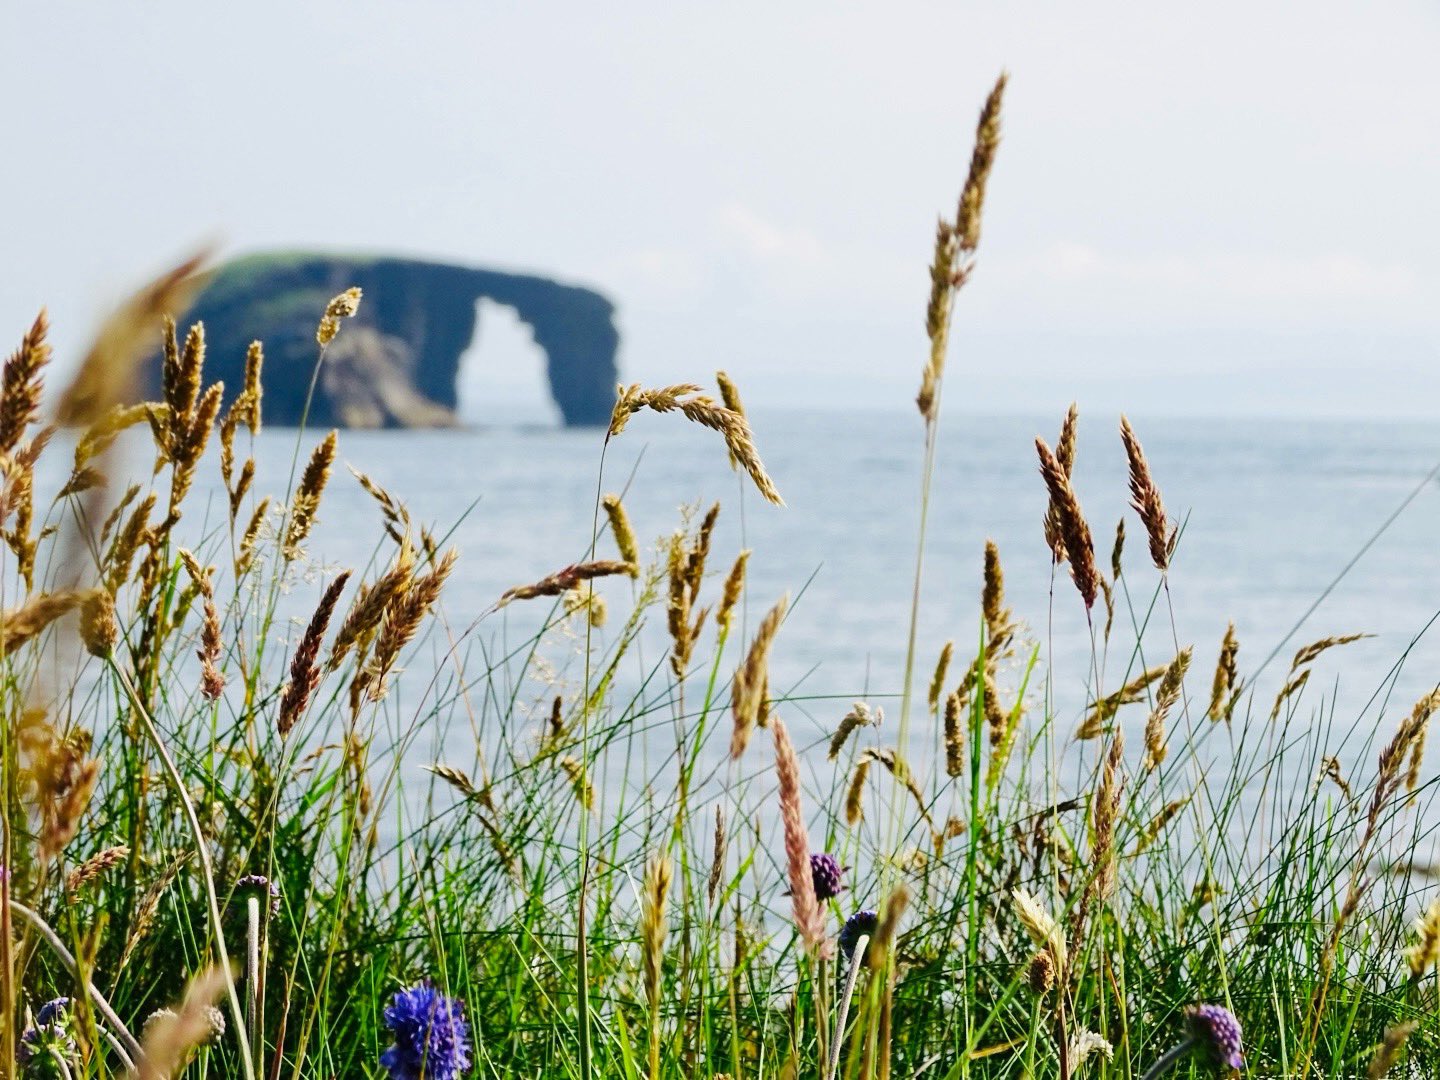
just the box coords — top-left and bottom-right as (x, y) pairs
(146, 254), (620, 427)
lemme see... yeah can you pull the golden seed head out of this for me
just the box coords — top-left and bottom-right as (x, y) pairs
(317, 287), (363, 346)
(1027, 951), (1055, 995)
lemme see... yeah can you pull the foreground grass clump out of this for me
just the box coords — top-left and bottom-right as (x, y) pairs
(2, 75), (1439, 1079)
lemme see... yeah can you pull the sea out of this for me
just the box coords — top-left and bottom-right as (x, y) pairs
(216, 409), (1440, 780)
(73, 408), (1440, 860)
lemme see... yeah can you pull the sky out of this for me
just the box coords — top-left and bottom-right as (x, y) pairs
(3, 2), (1439, 418)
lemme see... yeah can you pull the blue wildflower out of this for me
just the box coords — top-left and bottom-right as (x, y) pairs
(380, 980), (472, 1080)
(1185, 1004), (1243, 1071)
(810, 853), (846, 902)
(17, 998), (77, 1077)
(838, 909), (878, 962)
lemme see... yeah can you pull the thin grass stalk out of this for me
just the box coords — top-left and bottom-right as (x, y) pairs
(107, 661), (255, 1080)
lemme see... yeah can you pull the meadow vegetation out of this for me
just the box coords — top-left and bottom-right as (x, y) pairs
(2, 76), (1438, 1078)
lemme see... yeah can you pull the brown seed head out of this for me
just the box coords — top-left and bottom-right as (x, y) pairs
(601, 493), (640, 575)
(773, 717), (827, 955)
(0, 310), (50, 455)
(1119, 415), (1172, 571)
(279, 572), (352, 735)
(1036, 436), (1097, 609)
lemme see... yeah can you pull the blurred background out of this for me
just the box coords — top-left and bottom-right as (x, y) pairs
(4, 2), (1438, 418)
(4, 2), (1440, 751)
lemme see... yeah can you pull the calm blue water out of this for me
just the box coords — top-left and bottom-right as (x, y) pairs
(167, 408), (1440, 790)
(83, 408), (1440, 851)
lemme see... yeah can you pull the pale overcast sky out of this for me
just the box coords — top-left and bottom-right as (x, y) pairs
(3, 3), (1438, 417)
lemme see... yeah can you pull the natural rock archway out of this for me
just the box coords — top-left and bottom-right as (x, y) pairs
(143, 253), (620, 427)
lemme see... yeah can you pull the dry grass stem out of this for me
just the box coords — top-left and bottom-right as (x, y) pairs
(1207, 622), (1241, 722)
(601, 493), (640, 575)
(828, 701), (879, 760)
(773, 717), (827, 954)
(1142, 647), (1191, 771)
(1043, 404), (1079, 562)
(609, 382), (782, 504)
(927, 640), (954, 714)
(278, 572), (352, 735)
(497, 559), (631, 608)
(729, 594), (787, 758)
(284, 430), (338, 558)
(1036, 436), (1097, 609)
(715, 549), (749, 634)
(1119, 415), (1173, 571)
(316, 286), (363, 346)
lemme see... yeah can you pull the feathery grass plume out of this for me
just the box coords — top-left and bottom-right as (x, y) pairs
(729, 593), (787, 758)
(242, 340), (263, 430)
(828, 701), (879, 760)
(349, 467), (411, 544)
(329, 541), (415, 669)
(845, 754), (873, 826)
(1091, 728), (1125, 902)
(601, 493), (640, 575)
(1207, 622), (1240, 721)
(133, 967), (228, 1080)
(1043, 404), (1079, 562)
(715, 549), (749, 634)
(982, 540), (1014, 653)
(867, 884), (911, 973)
(1367, 1023), (1416, 1079)
(686, 502), (718, 594)
(982, 669), (1008, 748)
(278, 572), (352, 736)
(1405, 689), (1439, 793)
(943, 688), (965, 777)
(316, 286), (362, 346)
(608, 382), (783, 504)
(1110, 517), (1125, 580)
(559, 755), (594, 811)
(1268, 669), (1311, 722)
(496, 558), (631, 607)
(0, 591), (83, 653)
(236, 497), (271, 578)
(563, 584), (607, 628)
(927, 640), (954, 713)
(1271, 633), (1371, 721)
(284, 429), (337, 559)
(0, 310), (50, 455)
(65, 845), (130, 893)
(1012, 888), (1067, 971)
(1077, 663), (1167, 740)
(78, 588), (118, 659)
(1119, 415), (1173, 571)
(1142, 647), (1191, 771)
(773, 717), (827, 954)
(1403, 897), (1440, 977)
(1133, 798), (1190, 855)
(37, 750), (99, 861)
(58, 251), (209, 426)
(917, 219), (959, 420)
(707, 806), (726, 906)
(1036, 436), (1097, 609)
(916, 73), (1007, 419)
(641, 852), (672, 1080)
(163, 319), (205, 429)
(363, 548), (456, 701)
(715, 369), (747, 468)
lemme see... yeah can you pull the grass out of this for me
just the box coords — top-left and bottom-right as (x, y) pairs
(3, 76), (1440, 1079)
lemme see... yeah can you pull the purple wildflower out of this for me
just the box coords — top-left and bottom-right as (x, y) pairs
(838, 909), (878, 962)
(234, 873), (281, 915)
(380, 980), (472, 1080)
(35, 998), (70, 1026)
(1186, 1004), (1243, 1070)
(810, 853), (845, 902)
(18, 998), (77, 1076)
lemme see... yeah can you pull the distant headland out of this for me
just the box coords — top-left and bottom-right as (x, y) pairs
(141, 253), (620, 427)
